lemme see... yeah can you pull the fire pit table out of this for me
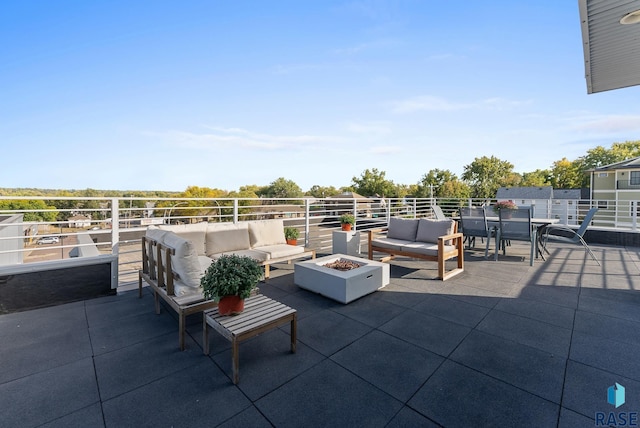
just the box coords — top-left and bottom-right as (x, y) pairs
(294, 254), (390, 304)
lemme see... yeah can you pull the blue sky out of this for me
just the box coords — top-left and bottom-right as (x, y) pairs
(2, 1), (640, 192)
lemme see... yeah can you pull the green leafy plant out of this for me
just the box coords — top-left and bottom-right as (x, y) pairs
(284, 226), (299, 240)
(493, 200), (518, 214)
(339, 213), (355, 225)
(201, 254), (263, 300)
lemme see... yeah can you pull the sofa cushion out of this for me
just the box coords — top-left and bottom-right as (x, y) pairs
(209, 249), (269, 262)
(253, 244), (305, 259)
(400, 241), (457, 257)
(371, 237), (408, 252)
(158, 222), (208, 256)
(162, 231), (203, 290)
(205, 223), (251, 256)
(248, 219), (286, 248)
(415, 219), (455, 244)
(387, 218), (419, 241)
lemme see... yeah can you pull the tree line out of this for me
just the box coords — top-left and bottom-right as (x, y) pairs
(1, 140), (638, 221)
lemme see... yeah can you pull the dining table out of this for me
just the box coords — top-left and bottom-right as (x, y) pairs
(485, 217), (560, 260)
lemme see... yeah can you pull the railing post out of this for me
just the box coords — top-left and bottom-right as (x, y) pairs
(352, 200), (357, 229)
(633, 201), (637, 231)
(233, 199), (238, 223)
(304, 198), (311, 246)
(111, 198), (119, 256)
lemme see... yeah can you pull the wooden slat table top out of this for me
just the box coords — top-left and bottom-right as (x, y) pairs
(204, 295), (296, 339)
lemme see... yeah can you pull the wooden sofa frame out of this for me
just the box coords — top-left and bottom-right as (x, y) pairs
(367, 223), (465, 281)
(139, 235), (217, 350)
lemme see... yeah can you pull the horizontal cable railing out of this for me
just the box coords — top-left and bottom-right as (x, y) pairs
(0, 196), (637, 286)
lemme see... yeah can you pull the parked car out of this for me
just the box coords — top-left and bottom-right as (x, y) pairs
(37, 236), (59, 245)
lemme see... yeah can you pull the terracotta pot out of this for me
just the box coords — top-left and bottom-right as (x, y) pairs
(218, 295), (244, 316)
(286, 238), (297, 246)
(341, 223), (352, 231)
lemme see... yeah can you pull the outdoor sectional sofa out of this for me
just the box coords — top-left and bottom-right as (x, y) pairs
(138, 219), (315, 349)
(367, 217), (464, 281)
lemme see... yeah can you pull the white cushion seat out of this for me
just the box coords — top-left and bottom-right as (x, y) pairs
(253, 244), (305, 259)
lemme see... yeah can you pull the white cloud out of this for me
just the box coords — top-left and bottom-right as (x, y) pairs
(369, 145), (401, 154)
(391, 95), (472, 113)
(146, 127), (347, 151)
(391, 95), (532, 114)
(332, 39), (396, 55)
(345, 121), (392, 135)
(569, 114), (640, 133)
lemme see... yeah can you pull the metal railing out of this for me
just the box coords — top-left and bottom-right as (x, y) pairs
(0, 196), (638, 285)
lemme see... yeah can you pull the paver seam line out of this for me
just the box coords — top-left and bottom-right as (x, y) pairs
(84, 301), (108, 427)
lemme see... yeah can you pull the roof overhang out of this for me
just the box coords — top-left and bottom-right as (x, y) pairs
(579, 0), (640, 93)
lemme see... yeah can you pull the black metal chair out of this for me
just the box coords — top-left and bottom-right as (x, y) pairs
(459, 206), (494, 258)
(496, 207), (536, 266)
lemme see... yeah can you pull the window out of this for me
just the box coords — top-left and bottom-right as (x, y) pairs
(631, 171), (640, 185)
(598, 172), (608, 177)
(597, 200), (608, 209)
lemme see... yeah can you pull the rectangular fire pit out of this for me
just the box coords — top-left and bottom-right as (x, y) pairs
(294, 254), (390, 304)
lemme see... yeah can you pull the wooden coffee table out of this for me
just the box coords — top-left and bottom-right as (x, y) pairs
(202, 294), (297, 384)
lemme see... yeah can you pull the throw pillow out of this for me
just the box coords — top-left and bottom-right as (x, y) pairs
(387, 217), (419, 241)
(416, 219), (454, 244)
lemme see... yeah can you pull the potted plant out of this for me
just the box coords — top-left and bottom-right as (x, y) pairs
(284, 226), (299, 245)
(200, 254), (263, 315)
(339, 213), (356, 231)
(493, 200), (518, 218)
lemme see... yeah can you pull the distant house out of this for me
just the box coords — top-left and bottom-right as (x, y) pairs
(68, 214), (92, 228)
(325, 192), (374, 217)
(496, 186), (581, 225)
(587, 156), (640, 228)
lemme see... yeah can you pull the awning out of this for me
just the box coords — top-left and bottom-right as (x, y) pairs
(579, 0), (640, 93)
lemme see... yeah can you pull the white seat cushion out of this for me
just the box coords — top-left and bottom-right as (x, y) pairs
(253, 244), (305, 259)
(205, 222), (251, 256)
(162, 232), (203, 290)
(248, 219), (286, 247)
(209, 249), (269, 262)
(158, 222), (208, 256)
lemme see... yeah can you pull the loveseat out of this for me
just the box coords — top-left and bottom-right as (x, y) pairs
(138, 219), (315, 350)
(367, 217), (464, 280)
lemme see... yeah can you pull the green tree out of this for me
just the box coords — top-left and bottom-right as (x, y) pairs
(306, 185), (340, 198)
(0, 200), (58, 222)
(520, 169), (551, 187)
(416, 169), (458, 198)
(351, 168), (395, 197)
(550, 158), (583, 188)
(440, 179), (471, 199)
(261, 178), (303, 199)
(462, 156), (515, 198)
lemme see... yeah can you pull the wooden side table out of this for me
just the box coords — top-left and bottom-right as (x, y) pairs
(203, 294), (297, 384)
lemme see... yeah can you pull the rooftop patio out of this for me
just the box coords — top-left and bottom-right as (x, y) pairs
(1, 240), (639, 427)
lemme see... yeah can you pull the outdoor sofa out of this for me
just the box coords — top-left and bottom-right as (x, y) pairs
(367, 217), (464, 280)
(138, 219), (315, 349)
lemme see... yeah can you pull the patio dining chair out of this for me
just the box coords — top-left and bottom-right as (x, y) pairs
(541, 207), (600, 265)
(432, 205), (446, 220)
(459, 206), (494, 258)
(496, 207), (536, 266)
